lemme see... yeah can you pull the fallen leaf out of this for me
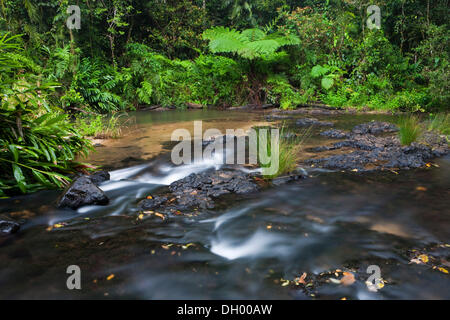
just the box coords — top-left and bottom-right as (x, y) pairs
(106, 274), (115, 281)
(294, 272), (307, 285)
(154, 212), (165, 220)
(438, 267), (449, 274)
(138, 214), (144, 220)
(409, 258), (423, 264)
(418, 254), (429, 263)
(146, 196), (153, 199)
(182, 243), (195, 250)
(416, 186), (427, 192)
(281, 279), (290, 287)
(340, 272), (356, 286)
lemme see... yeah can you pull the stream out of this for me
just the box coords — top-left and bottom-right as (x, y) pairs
(0, 110), (449, 299)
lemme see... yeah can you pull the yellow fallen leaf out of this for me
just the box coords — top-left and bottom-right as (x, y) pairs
(53, 223), (64, 228)
(426, 163), (432, 168)
(146, 196), (153, 199)
(351, 169), (359, 172)
(416, 186), (427, 192)
(438, 267), (448, 274)
(154, 212), (165, 220)
(266, 225), (272, 230)
(106, 274), (115, 281)
(418, 254), (429, 263)
(281, 280), (290, 287)
(182, 243), (195, 250)
(138, 214), (144, 220)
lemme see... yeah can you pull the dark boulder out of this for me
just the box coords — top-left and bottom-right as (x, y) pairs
(0, 214), (20, 235)
(57, 176), (109, 209)
(167, 170), (259, 211)
(89, 170), (110, 185)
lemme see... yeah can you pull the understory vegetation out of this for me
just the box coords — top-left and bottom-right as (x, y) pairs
(0, 0), (449, 194)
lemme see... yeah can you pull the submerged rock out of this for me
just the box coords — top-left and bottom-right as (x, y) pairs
(351, 121), (398, 135)
(265, 114), (292, 121)
(320, 129), (350, 139)
(271, 173), (304, 186)
(0, 214), (20, 235)
(296, 118), (333, 127)
(57, 176), (109, 209)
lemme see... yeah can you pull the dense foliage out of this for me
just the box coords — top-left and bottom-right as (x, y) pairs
(0, 0), (448, 194)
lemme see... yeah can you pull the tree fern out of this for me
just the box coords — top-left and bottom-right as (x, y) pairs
(203, 27), (300, 60)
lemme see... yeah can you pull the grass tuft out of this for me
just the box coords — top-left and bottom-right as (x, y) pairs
(397, 115), (423, 146)
(427, 113), (450, 135)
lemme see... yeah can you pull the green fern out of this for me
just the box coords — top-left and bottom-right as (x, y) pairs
(203, 27), (300, 60)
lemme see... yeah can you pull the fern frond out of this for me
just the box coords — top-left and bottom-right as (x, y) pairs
(241, 28), (266, 41)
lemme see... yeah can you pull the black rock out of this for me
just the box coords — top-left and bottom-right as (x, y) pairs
(0, 215), (20, 235)
(166, 170), (259, 211)
(89, 170), (110, 185)
(57, 176), (109, 209)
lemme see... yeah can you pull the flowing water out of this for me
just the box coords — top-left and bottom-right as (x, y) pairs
(0, 110), (449, 299)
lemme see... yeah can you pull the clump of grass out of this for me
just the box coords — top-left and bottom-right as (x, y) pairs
(397, 115), (423, 146)
(255, 124), (310, 179)
(427, 113), (450, 135)
(76, 113), (129, 139)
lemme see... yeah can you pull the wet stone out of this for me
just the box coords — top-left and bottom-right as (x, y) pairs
(89, 170), (110, 185)
(57, 176), (109, 209)
(0, 214), (20, 235)
(296, 118), (334, 127)
(138, 170), (259, 213)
